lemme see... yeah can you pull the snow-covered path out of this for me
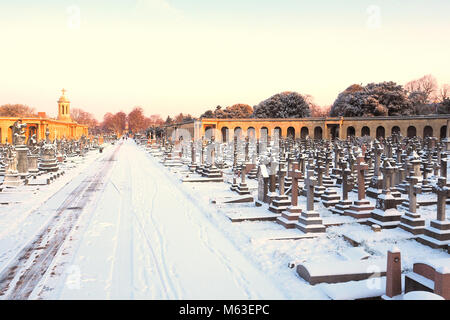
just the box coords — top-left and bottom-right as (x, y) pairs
(42, 140), (286, 299)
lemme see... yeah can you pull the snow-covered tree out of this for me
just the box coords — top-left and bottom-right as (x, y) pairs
(200, 104), (253, 119)
(225, 104), (253, 118)
(437, 98), (450, 114)
(252, 91), (311, 118)
(330, 82), (413, 117)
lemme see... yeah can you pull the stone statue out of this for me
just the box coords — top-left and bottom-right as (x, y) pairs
(12, 120), (27, 146)
(27, 134), (39, 154)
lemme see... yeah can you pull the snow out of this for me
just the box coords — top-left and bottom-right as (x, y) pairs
(390, 246), (401, 253)
(299, 259), (385, 277)
(318, 277), (388, 300)
(405, 272), (434, 290)
(402, 291), (444, 300)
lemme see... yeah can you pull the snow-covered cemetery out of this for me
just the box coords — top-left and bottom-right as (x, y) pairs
(2, 1), (450, 308)
(0, 122), (449, 300)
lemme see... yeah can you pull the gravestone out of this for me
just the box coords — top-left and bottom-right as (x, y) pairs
(331, 166), (354, 215)
(399, 176), (425, 235)
(367, 158), (403, 229)
(188, 139), (197, 172)
(416, 177), (450, 249)
(276, 164), (302, 228)
(367, 140), (384, 198)
(267, 158), (278, 203)
(269, 162), (291, 214)
(38, 129), (59, 173)
(295, 168), (326, 234)
(236, 163), (253, 195)
(344, 153), (375, 222)
(255, 164), (269, 206)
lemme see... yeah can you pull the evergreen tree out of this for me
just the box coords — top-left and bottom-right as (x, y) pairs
(330, 82), (413, 117)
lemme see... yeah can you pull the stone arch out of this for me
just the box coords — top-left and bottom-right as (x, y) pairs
(376, 126), (385, 139)
(221, 127), (229, 142)
(407, 126), (417, 138)
(391, 126), (401, 135)
(314, 126), (323, 140)
(440, 125), (447, 139)
(300, 127), (309, 139)
(361, 126), (370, 137)
(287, 127), (295, 139)
(260, 127), (268, 141)
(234, 127), (242, 139)
(273, 127), (282, 139)
(247, 127), (256, 141)
(423, 126), (433, 138)
(204, 126), (213, 140)
(347, 126), (355, 138)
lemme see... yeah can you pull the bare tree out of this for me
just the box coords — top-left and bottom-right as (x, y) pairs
(439, 84), (450, 102)
(405, 74), (439, 104)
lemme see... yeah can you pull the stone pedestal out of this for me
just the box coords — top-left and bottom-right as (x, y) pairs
(276, 205), (302, 229)
(202, 165), (223, 179)
(27, 154), (39, 176)
(236, 182), (250, 195)
(344, 200), (375, 222)
(196, 165), (204, 175)
(38, 156), (59, 172)
(188, 163), (198, 172)
(4, 171), (21, 187)
(322, 176), (335, 188)
(321, 188), (340, 207)
(416, 220), (450, 249)
(366, 187), (382, 199)
(367, 193), (403, 229)
(399, 212), (426, 235)
(16, 145), (29, 178)
(330, 199), (353, 215)
(295, 211), (326, 233)
(269, 194), (291, 214)
(247, 166), (258, 179)
(230, 177), (239, 192)
(284, 176), (292, 190)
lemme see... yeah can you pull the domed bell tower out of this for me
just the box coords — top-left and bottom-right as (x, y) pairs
(57, 88), (72, 121)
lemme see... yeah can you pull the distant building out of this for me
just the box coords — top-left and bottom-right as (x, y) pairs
(0, 89), (88, 144)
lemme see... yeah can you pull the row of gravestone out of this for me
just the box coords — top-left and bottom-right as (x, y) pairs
(148, 133), (450, 252)
(1, 124), (103, 189)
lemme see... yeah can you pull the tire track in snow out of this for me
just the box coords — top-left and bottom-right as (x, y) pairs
(134, 152), (184, 298)
(142, 149), (259, 299)
(105, 146), (134, 299)
(184, 203), (256, 299)
(0, 145), (121, 300)
(126, 143), (181, 299)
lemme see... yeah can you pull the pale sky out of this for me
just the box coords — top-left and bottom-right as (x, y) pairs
(1, 0), (449, 121)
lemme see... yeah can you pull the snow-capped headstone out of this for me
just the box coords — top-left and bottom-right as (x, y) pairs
(295, 167), (326, 234)
(399, 176), (425, 235)
(255, 164), (269, 206)
(276, 163), (302, 228)
(416, 177), (450, 249)
(344, 153), (374, 222)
